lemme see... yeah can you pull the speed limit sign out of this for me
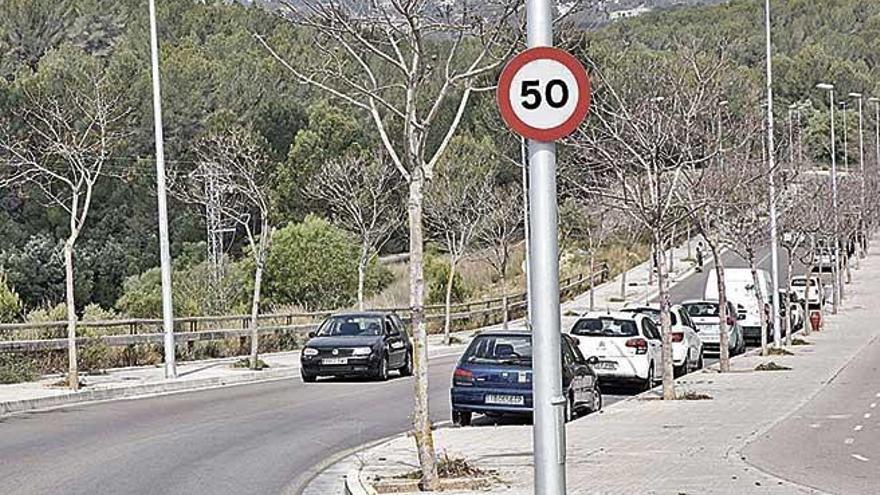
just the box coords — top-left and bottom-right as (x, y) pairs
(497, 47), (591, 142)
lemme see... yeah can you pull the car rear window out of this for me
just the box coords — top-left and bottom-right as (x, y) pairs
(621, 308), (678, 326)
(683, 303), (719, 317)
(462, 335), (532, 365)
(791, 279), (815, 287)
(571, 318), (639, 337)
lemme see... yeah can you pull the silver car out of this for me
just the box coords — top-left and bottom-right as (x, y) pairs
(681, 300), (746, 356)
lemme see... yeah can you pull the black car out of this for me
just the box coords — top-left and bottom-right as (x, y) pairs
(300, 312), (414, 382)
(450, 330), (602, 426)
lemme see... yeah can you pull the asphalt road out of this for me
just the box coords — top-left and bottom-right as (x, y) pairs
(0, 244), (799, 495)
(743, 331), (880, 493)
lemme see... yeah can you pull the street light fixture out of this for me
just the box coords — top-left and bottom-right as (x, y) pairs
(816, 83), (841, 314)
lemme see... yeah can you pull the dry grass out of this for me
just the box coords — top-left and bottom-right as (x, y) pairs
(766, 347), (794, 356)
(755, 361), (792, 371)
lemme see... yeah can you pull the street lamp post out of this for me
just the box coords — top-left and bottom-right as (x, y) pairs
(817, 83), (841, 315)
(148, 0), (177, 378)
(869, 96), (880, 240)
(763, 0), (782, 348)
(849, 93), (866, 261)
(840, 101), (850, 174)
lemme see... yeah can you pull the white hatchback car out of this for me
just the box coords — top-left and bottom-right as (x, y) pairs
(620, 304), (704, 377)
(568, 312), (662, 391)
(681, 300), (746, 357)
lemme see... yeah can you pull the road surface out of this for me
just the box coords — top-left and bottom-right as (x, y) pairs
(0, 244), (798, 495)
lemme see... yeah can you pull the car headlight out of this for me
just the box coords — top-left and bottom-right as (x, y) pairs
(351, 347), (373, 356)
(303, 348), (319, 356)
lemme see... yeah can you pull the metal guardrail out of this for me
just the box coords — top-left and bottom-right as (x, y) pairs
(0, 267), (607, 353)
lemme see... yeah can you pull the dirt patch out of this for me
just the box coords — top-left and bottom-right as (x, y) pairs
(791, 338), (812, 346)
(755, 361), (792, 372)
(765, 348), (794, 356)
(374, 453), (500, 493)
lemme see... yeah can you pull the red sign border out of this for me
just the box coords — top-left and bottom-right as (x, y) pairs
(497, 47), (591, 142)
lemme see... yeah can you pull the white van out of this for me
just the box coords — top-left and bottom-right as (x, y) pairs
(704, 268), (770, 344)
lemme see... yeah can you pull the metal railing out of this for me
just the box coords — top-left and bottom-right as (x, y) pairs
(0, 266), (608, 354)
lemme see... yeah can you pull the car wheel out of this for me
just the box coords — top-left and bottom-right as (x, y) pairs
(643, 365), (655, 392)
(452, 410), (472, 427)
(696, 351), (704, 370)
(674, 357), (687, 378)
(588, 386), (603, 414)
(301, 370), (317, 383)
(565, 394), (575, 422)
(375, 355), (389, 381)
(400, 352), (413, 376)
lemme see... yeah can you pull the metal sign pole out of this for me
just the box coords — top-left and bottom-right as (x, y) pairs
(149, 0), (177, 379)
(525, 1), (566, 494)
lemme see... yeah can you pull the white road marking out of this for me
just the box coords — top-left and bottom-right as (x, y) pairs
(855, 425), (864, 432)
(809, 423), (821, 429)
(826, 414), (852, 419)
(851, 454), (870, 462)
(865, 413), (872, 419)
(845, 438), (855, 445)
(871, 403), (877, 409)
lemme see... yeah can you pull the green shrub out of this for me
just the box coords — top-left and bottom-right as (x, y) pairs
(0, 272), (22, 323)
(0, 354), (38, 384)
(264, 215), (391, 310)
(425, 254), (471, 305)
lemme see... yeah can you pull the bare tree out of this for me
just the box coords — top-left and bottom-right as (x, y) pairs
(425, 145), (493, 344)
(567, 50), (727, 400)
(0, 69), (125, 390)
(478, 181), (523, 327)
(255, 2), (530, 484)
(558, 195), (617, 311)
(175, 126), (274, 370)
(305, 152), (403, 310)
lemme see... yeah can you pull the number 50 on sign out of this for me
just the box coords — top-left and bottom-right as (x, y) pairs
(497, 47), (591, 142)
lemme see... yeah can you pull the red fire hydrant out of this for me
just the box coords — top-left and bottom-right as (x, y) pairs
(810, 311), (822, 333)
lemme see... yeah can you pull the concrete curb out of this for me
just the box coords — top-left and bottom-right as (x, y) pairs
(344, 468), (377, 495)
(0, 366), (301, 416)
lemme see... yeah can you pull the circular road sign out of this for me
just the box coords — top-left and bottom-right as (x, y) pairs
(497, 47), (591, 142)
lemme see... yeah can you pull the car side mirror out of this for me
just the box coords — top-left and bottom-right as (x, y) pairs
(586, 356), (600, 366)
(307, 331), (317, 339)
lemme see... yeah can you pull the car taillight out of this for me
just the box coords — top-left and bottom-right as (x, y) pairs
(671, 332), (684, 343)
(726, 316), (735, 326)
(453, 367), (474, 385)
(625, 338), (648, 355)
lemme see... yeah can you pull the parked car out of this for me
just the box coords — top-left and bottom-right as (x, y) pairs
(779, 289), (805, 332)
(620, 304), (704, 377)
(450, 330), (601, 426)
(681, 300), (746, 357)
(813, 245), (837, 272)
(705, 268), (771, 345)
(568, 312), (662, 390)
(300, 312), (413, 382)
(790, 275), (825, 308)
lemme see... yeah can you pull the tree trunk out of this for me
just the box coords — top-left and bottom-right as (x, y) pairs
(407, 174), (439, 490)
(589, 252), (596, 312)
(648, 242), (655, 286)
(443, 258), (457, 345)
(502, 293), (509, 330)
(357, 247), (368, 311)
(656, 232), (675, 400)
(249, 261), (264, 370)
(802, 260), (814, 336)
(620, 267), (627, 301)
(711, 244), (731, 372)
(64, 238), (79, 391)
(784, 251), (793, 346)
(748, 250), (768, 356)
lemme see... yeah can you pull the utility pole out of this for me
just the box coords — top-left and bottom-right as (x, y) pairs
(148, 0), (176, 379)
(763, 0), (782, 348)
(849, 93), (866, 260)
(525, 2), (566, 493)
(870, 96), (880, 241)
(817, 83), (841, 315)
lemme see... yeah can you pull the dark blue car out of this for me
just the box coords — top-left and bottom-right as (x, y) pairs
(450, 330), (602, 426)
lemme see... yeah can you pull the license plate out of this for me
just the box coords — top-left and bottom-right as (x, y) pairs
(322, 358), (348, 365)
(485, 394), (524, 406)
(597, 361), (617, 370)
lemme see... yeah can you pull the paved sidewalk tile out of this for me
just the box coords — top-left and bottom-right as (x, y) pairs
(332, 246), (880, 495)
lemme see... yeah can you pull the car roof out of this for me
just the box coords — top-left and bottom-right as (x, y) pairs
(329, 311), (397, 318)
(475, 329), (531, 337)
(576, 311), (642, 321)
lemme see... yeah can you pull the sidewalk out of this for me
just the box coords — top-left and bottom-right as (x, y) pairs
(0, 333), (468, 416)
(328, 247), (880, 494)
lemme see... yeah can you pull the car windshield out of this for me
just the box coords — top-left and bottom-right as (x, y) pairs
(621, 308), (677, 326)
(571, 318), (639, 337)
(316, 316), (384, 337)
(462, 335), (532, 365)
(683, 303), (719, 317)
